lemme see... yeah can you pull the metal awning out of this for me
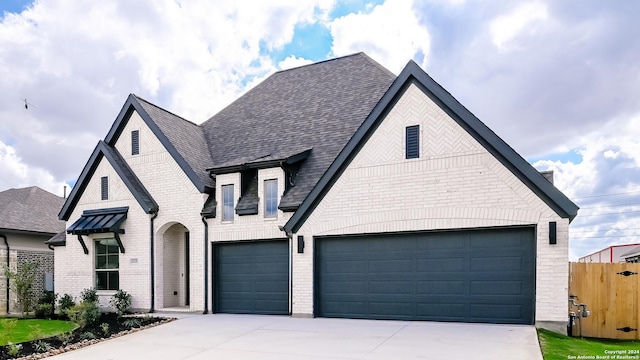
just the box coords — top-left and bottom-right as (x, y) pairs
(67, 207), (128, 235)
(67, 207), (128, 254)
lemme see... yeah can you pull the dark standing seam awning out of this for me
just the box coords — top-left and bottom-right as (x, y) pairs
(67, 207), (128, 254)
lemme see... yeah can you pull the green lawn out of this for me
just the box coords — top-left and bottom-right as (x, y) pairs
(538, 329), (640, 360)
(0, 319), (78, 345)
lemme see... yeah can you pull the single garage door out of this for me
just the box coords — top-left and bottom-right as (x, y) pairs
(315, 227), (535, 324)
(214, 239), (289, 314)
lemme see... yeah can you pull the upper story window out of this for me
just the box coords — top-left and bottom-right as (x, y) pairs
(131, 130), (140, 155)
(101, 176), (108, 200)
(405, 125), (420, 159)
(222, 184), (234, 221)
(264, 179), (278, 218)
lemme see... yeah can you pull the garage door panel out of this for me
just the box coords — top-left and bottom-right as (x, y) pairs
(315, 228), (535, 324)
(214, 240), (288, 315)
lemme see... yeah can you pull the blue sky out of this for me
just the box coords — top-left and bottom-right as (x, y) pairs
(1, 0), (639, 260)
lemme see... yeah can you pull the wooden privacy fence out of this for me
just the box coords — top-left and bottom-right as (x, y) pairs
(569, 262), (640, 339)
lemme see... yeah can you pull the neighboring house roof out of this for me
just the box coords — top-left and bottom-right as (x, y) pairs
(201, 53), (396, 210)
(0, 186), (65, 234)
(284, 60), (580, 233)
(59, 141), (158, 221)
(45, 231), (66, 246)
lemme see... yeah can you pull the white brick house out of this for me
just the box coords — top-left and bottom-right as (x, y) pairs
(55, 53), (578, 331)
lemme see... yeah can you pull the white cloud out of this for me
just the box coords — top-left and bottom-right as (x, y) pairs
(0, 140), (68, 197)
(278, 55), (314, 70)
(534, 114), (640, 260)
(0, 0), (336, 190)
(490, 2), (548, 51)
(329, 0), (430, 73)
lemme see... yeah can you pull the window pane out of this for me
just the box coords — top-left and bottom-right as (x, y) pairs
(96, 242), (106, 255)
(108, 271), (119, 290)
(222, 185), (234, 221)
(96, 271), (108, 290)
(96, 255), (107, 269)
(264, 179), (278, 218)
(107, 254), (119, 269)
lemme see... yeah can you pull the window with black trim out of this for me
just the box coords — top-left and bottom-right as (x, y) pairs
(101, 176), (108, 200)
(264, 179), (278, 218)
(95, 238), (119, 290)
(405, 125), (420, 159)
(222, 184), (234, 221)
(131, 130), (140, 155)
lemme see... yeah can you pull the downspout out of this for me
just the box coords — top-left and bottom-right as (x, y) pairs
(1, 234), (9, 314)
(150, 211), (158, 313)
(202, 217), (209, 314)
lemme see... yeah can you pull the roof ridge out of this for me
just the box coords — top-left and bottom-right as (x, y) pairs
(132, 94), (201, 128)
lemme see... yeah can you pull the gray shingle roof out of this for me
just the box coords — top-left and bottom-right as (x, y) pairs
(134, 96), (215, 190)
(201, 53), (396, 209)
(0, 186), (65, 234)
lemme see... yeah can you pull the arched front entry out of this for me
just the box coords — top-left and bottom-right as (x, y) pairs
(156, 222), (190, 309)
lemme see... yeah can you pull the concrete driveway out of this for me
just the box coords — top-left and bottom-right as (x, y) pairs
(50, 314), (543, 360)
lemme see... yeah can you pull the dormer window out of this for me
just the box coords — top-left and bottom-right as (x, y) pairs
(264, 179), (278, 218)
(131, 130), (140, 155)
(222, 185), (234, 221)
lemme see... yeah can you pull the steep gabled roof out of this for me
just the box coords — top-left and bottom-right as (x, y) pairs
(104, 94), (215, 193)
(59, 141), (158, 221)
(201, 53), (396, 210)
(0, 186), (65, 234)
(284, 60), (580, 233)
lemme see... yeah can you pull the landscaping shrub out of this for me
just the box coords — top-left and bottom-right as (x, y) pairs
(4, 261), (38, 315)
(80, 288), (99, 304)
(34, 303), (54, 319)
(65, 301), (101, 328)
(58, 293), (75, 314)
(109, 289), (132, 317)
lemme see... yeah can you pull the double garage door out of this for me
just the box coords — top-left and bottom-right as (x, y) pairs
(214, 227), (535, 324)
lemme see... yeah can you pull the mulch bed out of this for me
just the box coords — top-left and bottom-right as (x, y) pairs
(0, 313), (174, 359)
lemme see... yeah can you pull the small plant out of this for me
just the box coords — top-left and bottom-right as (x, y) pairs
(0, 318), (17, 345)
(38, 291), (57, 306)
(35, 303), (54, 319)
(58, 293), (75, 313)
(109, 289), (132, 317)
(122, 317), (142, 328)
(100, 322), (110, 336)
(65, 301), (101, 328)
(80, 331), (96, 340)
(7, 342), (22, 357)
(56, 331), (73, 346)
(4, 261), (38, 315)
(28, 324), (45, 341)
(80, 288), (99, 304)
(33, 340), (52, 353)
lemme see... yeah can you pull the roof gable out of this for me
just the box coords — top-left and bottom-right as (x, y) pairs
(0, 186), (65, 234)
(284, 60), (579, 233)
(59, 141), (158, 220)
(105, 94), (214, 193)
(201, 53), (396, 209)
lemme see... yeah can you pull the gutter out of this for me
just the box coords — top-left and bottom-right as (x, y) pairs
(149, 211), (158, 313)
(201, 217), (209, 314)
(1, 234), (8, 314)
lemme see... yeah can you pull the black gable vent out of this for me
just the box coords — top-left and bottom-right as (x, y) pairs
(406, 125), (420, 159)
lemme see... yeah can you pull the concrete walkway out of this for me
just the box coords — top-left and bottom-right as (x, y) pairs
(50, 314), (544, 360)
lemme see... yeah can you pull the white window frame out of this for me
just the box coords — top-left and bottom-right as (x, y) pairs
(222, 184), (234, 221)
(95, 238), (119, 291)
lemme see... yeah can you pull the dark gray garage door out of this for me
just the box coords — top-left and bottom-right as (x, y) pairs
(315, 227), (535, 324)
(214, 240), (289, 314)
